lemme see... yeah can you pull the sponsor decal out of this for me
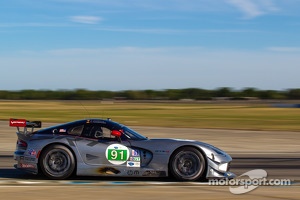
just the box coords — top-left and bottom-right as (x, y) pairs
(9, 119), (26, 127)
(129, 157), (140, 162)
(105, 144), (129, 165)
(91, 120), (106, 124)
(20, 163), (36, 169)
(127, 170), (140, 176)
(25, 157), (36, 162)
(127, 170), (133, 175)
(28, 149), (36, 156)
(59, 129), (66, 133)
(142, 170), (166, 177)
(20, 156), (35, 162)
(154, 150), (170, 154)
(127, 161), (140, 168)
(132, 150), (140, 156)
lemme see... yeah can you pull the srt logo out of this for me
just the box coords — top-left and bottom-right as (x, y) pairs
(11, 121), (25, 124)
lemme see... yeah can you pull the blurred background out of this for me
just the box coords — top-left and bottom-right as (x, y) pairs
(0, 0), (299, 199)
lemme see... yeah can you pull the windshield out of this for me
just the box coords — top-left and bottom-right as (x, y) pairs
(121, 126), (148, 140)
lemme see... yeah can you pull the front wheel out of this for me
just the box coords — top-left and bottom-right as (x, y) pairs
(40, 144), (75, 180)
(169, 147), (206, 181)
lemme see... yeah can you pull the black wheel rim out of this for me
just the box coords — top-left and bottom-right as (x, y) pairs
(173, 151), (202, 179)
(43, 149), (71, 177)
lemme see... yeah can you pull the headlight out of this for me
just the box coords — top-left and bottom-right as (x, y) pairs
(218, 163), (228, 172)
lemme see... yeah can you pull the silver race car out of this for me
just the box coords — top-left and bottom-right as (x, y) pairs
(10, 118), (235, 181)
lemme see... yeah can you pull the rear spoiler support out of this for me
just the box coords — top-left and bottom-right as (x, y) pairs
(9, 118), (42, 135)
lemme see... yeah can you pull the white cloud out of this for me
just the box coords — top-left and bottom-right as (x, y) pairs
(226, 0), (263, 18)
(226, 0), (278, 19)
(69, 16), (103, 24)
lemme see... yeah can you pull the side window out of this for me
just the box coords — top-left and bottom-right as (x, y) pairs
(68, 125), (84, 136)
(95, 127), (114, 139)
(82, 124), (116, 140)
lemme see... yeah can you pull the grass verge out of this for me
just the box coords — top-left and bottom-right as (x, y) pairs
(1, 100), (300, 131)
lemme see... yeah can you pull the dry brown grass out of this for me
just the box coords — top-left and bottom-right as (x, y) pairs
(1, 100), (300, 131)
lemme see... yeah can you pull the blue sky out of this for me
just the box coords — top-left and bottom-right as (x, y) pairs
(0, 0), (299, 91)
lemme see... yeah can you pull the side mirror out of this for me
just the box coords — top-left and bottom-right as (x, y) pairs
(111, 130), (122, 137)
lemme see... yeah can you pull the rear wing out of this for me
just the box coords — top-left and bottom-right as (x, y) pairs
(9, 118), (42, 135)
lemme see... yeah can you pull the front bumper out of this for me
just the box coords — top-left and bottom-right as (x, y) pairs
(206, 156), (236, 179)
(206, 165), (236, 179)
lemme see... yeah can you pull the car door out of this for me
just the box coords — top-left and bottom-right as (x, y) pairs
(74, 123), (133, 166)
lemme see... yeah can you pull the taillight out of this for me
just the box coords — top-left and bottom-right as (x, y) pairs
(17, 139), (27, 148)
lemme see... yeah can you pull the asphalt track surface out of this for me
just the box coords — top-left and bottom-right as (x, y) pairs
(0, 155), (299, 200)
(0, 121), (299, 199)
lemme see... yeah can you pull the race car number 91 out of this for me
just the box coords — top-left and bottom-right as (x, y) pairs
(105, 144), (129, 165)
(108, 149), (127, 160)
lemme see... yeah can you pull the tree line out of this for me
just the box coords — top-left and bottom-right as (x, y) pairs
(0, 88), (300, 100)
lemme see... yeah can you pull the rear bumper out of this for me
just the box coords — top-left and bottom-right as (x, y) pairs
(14, 151), (39, 174)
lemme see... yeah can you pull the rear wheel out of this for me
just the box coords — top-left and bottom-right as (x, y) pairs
(40, 144), (75, 180)
(169, 147), (206, 181)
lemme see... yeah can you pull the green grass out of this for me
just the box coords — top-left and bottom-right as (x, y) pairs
(1, 100), (300, 131)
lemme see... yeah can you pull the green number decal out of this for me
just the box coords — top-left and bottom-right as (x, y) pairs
(108, 149), (127, 161)
(105, 144), (130, 165)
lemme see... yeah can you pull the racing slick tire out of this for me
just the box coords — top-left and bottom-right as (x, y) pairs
(40, 144), (75, 180)
(169, 147), (206, 181)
